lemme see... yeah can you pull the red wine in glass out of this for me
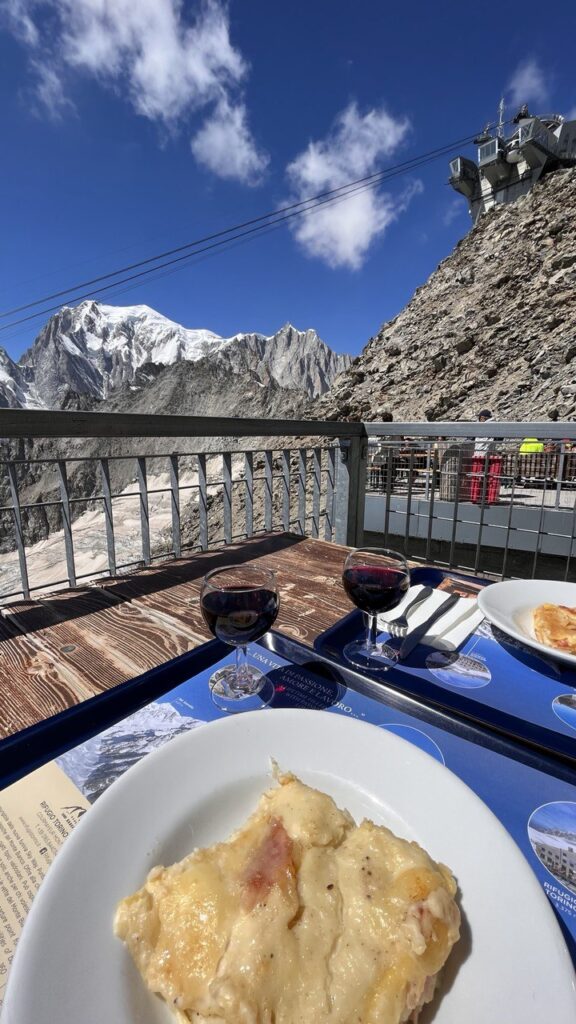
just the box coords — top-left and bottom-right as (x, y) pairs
(200, 587), (279, 646)
(200, 565), (280, 710)
(342, 548), (409, 670)
(343, 565), (410, 615)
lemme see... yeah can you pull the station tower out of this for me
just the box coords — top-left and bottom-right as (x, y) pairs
(449, 103), (576, 223)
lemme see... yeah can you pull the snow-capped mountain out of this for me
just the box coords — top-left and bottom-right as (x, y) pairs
(56, 699), (201, 803)
(0, 347), (41, 409)
(0, 301), (350, 409)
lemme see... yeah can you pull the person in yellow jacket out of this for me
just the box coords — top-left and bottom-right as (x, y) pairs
(519, 438), (544, 454)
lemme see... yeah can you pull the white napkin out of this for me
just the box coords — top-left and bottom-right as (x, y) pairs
(378, 585), (485, 652)
(422, 598), (485, 652)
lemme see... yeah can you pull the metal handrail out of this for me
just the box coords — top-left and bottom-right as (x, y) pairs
(2, 411), (576, 602)
(365, 422), (576, 439)
(0, 409), (363, 439)
(0, 415), (363, 602)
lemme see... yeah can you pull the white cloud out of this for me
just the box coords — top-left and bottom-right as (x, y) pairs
(192, 97), (269, 185)
(566, 106), (576, 121)
(0, 0), (39, 45)
(507, 58), (550, 110)
(29, 59), (75, 120)
(285, 102), (420, 269)
(58, 0), (245, 123)
(443, 197), (464, 226)
(2, 0), (267, 182)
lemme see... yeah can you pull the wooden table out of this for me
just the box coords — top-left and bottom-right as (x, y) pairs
(0, 533), (353, 739)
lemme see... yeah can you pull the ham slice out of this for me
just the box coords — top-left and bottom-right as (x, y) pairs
(242, 818), (294, 910)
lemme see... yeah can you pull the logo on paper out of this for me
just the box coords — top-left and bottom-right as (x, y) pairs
(60, 804), (88, 828)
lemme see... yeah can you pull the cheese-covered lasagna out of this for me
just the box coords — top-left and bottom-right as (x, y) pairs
(114, 771), (460, 1023)
(534, 603), (576, 654)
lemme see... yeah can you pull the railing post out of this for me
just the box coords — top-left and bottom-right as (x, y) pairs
(197, 453), (208, 551)
(383, 444), (394, 547)
(312, 447), (321, 538)
(556, 442), (565, 510)
(169, 455), (181, 559)
(57, 460), (77, 587)
(324, 446), (336, 541)
(334, 430), (368, 546)
(297, 449), (307, 536)
(222, 452), (232, 544)
(100, 458), (117, 575)
(425, 447), (439, 564)
(136, 457), (151, 566)
(264, 450), (273, 533)
(7, 462), (30, 600)
(244, 451), (254, 538)
(282, 449), (291, 531)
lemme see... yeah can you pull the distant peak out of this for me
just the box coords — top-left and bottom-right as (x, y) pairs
(10, 299), (348, 410)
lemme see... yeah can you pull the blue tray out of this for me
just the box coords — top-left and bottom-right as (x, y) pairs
(3, 629), (576, 961)
(315, 566), (576, 762)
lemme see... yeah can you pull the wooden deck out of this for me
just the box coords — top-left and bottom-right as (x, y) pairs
(0, 533), (353, 739)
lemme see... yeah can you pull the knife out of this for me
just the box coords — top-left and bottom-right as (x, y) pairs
(397, 593), (460, 660)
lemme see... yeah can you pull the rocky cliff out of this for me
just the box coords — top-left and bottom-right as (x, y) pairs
(319, 167), (576, 423)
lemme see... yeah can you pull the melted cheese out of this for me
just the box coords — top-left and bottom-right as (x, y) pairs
(114, 772), (460, 1023)
(534, 603), (576, 654)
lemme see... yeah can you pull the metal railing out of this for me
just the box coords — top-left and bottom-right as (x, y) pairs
(1, 411), (576, 601)
(0, 410), (363, 602)
(365, 422), (576, 582)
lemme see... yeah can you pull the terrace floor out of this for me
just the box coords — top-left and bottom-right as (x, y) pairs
(367, 480), (576, 509)
(0, 533), (352, 739)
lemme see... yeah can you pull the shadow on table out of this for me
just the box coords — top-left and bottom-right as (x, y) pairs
(489, 624), (566, 680)
(0, 533), (306, 639)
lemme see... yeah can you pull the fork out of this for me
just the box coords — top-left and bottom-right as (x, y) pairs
(387, 586), (434, 637)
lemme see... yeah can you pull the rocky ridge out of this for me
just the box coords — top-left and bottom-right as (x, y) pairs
(319, 167), (576, 423)
(1, 301), (349, 408)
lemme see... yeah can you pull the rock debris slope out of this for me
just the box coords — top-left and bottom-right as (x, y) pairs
(319, 167), (576, 423)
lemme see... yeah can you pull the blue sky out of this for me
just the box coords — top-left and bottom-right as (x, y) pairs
(530, 802), (576, 835)
(1, 0), (575, 361)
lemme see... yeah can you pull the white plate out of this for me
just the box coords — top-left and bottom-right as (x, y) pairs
(478, 579), (576, 667)
(3, 710), (576, 1023)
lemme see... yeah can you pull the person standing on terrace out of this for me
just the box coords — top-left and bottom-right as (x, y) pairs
(474, 409), (494, 455)
(472, 409), (503, 504)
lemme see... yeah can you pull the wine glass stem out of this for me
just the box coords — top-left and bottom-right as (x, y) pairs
(234, 644), (249, 689)
(366, 613), (378, 653)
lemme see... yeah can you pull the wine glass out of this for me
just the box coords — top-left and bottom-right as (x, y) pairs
(200, 564), (280, 711)
(342, 547), (410, 670)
